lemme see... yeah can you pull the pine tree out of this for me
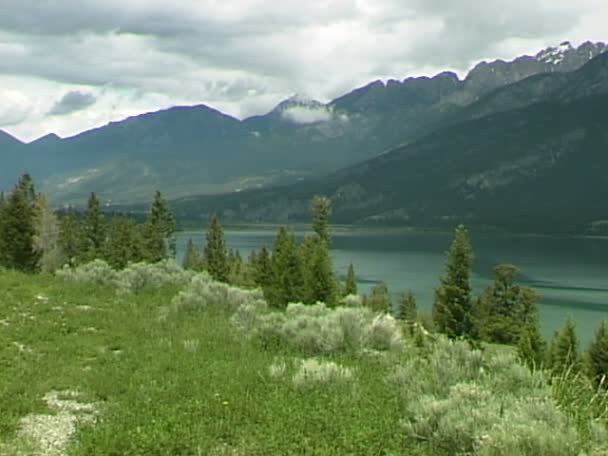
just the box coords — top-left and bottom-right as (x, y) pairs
(253, 246), (272, 289)
(58, 209), (85, 266)
(477, 264), (540, 345)
(82, 192), (106, 261)
(267, 226), (305, 308)
(142, 191), (176, 262)
(397, 290), (417, 321)
(517, 323), (545, 370)
(363, 282), (391, 313)
(344, 263), (358, 296)
(311, 195), (332, 244)
(183, 238), (204, 271)
(301, 196), (337, 305)
(0, 174), (40, 271)
(104, 216), (143, 269)
(305, 239), (338, 305)
(586, 321), (608, 386)
(549, 318), (580, 374)
(33, 194), (65, 272)
(432, 224), (475, 338)
(203, 215), (229, 282)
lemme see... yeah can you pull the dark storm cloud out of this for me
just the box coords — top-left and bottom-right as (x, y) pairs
(49, 91), (97, 115)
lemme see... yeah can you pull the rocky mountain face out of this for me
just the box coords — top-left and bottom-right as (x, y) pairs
(0, 41), (606, 209)
(169, 50), (608, 234)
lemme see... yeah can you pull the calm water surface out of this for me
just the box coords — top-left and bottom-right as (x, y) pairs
(177, 229), (608, 345)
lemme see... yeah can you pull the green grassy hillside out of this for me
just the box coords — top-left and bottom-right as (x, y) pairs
(1, 266), (607, 454)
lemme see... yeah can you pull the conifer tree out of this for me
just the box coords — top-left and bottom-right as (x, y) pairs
(517, 323), (545, 369)
(253, 246), (272, 289)
(142, 191), (176, 262)
(586, 321), (608, 386)
(477, 264), (540, 345)
(0, 174), (40, 271)
(182, 238), (203, 271)
(549, 318), (580, 374)
(58, 209), (85, 266)
(104, 216), (143, 269)
(363, 282), (391, 313)
(301, 196), (337, 305)
(82, 192), (106, 261)
(344, 263), (358, 296)
(305, 240), (337, 305)
(33, 194), (65, 272)
(397, 290), (418, 321)
(267, 226), (305, 308)
(203, 215), (229, 282)
(311, 195), (332, 244)
(432, 224), (475, 339)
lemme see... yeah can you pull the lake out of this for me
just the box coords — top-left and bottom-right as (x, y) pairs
(177, 229), (608, 345)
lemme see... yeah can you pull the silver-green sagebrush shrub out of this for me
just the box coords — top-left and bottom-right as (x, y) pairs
(389, 335), (608, 455)
(117, 260), (195, 293)
(292, 358), (354, 388)
(172, 274), (267, 314)
(249, 302), (404, 355)
(364, 313), (404, 352)
(56, 259), (194, 293)
(56, 259), (118, 285)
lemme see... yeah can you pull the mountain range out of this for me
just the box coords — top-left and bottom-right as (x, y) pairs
(1, 40), (607, 233)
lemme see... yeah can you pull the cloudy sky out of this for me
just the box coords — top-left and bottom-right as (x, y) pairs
(1, 0), (606, 142)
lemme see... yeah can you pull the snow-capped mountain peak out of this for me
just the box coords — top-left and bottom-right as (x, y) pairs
(536, 41), (574, 65)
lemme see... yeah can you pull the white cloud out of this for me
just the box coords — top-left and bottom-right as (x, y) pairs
(282, 106), (334, 124)
(0, 0), (605, 141)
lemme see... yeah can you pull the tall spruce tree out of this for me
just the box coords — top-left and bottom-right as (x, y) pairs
(432, 224), (475, 339)
(104, 216), (143, 269)
(0, 174), (40, 271)
(301, 196), (337, 305)
(33, 194), (64, 272)
(548, 318), (580, 374)
(203, 215), (229, 282)
(586, 321), (608, 386)
(477, 264), (541, 345)
(397, 290), (418, 321)
(82, 192), (106, 261)
(363, 282), (391, 313)
(311, 195), (332, 244)
(182, 238), (203, 271)
(253, 246), (272, 289)
(58, 209), (85, 266)
(267, 226), (305, 308)
(142, 190), (176, 262)
(344, 263), (358, 296)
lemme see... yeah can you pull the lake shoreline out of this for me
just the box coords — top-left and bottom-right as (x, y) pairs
(177, 223), (608, 241)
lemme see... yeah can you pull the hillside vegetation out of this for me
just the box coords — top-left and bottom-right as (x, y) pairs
(2, 265), (608, 455)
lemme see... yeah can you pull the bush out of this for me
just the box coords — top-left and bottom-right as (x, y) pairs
(292, 358), (354, 388)
(247, 302), (404, 355)
(172, 274), (267, 314)
(56, 259), (118, 286)
(56, 259), (194, 293)
(388, 335), (607, 455)
(117, 260), (195, 293)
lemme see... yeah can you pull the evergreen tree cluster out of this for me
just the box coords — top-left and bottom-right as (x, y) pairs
(186, 196), (356, 310)
(431, 224), (608, 385)
(0, 174), (176, 272)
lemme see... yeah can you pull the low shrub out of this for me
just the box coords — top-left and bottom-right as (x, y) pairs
(172, 274), (267, 315)
(247, 302), (404, 355)
(292, 358), (354, 388)
(56, 259), (118, 286)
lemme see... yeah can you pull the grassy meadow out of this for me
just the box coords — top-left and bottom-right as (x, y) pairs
(1, 263), (608, 455)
